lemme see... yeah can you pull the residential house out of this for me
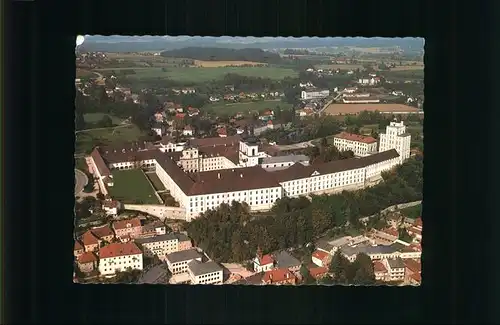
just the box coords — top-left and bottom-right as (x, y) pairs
(102, 200), (120, 216)
(175, 233), (193, 251)
(154, 112), (164, 122)
(187, 107), (200, 117)
(259, 110), (274, 121)
(367, 228), (399, 245)
(407, 217), (422, 242)
(308, 266), (328, 280)
(217, 127), (227, 138)
(77, 252), (98, 273)
(90, 225), (115, 243)
(135, 233), (191, 261)
(139, 221), (167, 238)
(80, 230), (100, 252)
(165, 249), (202, 275)
(373, 261), (388, 281)
(403, 259), (421, 285)
(253, 247), (275, 272)
(187, 260), (224, 285)
(312, 250), (331, 268)
(112, 217), (142, 241)
(151, 122), (165, 137)
(98, 242), (143, 276)
(183, 125), (194, 136)
(74, 240), (84, 257)
(273, 251), (301, 272)
(181, 88), (196, 94)
(209, 96), (220, 102)
(262, 268), (297, 285)
(383, 257), (406, 282)
(225, 85), (235, 92)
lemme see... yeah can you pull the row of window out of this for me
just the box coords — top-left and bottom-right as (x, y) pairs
(101, 265), (141, 273)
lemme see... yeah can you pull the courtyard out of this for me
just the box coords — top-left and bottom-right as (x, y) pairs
(108, 169), (160, 204)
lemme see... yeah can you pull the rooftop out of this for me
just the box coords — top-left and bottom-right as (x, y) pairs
(187, 260), (223, 277)
(99, 242), (142, 259)
(273, 251), (301, 269)
(261, 154), (309, 165)
(334, 132), (377, 144)
(262, 268), (295, 283)
(403, 259), (421, 273)
(387, 257), (405, 269)
(77, 251), (98, 264)
(113, 217), (141, 230)
(373, 261), (387, 273)
(312, 250), (329, 261)
(134, 233), (178, 245)
(308, 266), (329, 279)
(165, 249), (202, 264)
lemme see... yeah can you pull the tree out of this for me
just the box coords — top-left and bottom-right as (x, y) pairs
(318, 274), (335, 285)
(329, 249), (350, 284)
(299, 264), (316, 285)
(350, 253), (375, 285)
(75, 110), (86, 131)
(398, 227), (413, 243)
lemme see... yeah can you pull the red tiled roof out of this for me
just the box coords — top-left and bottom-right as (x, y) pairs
(334, 132), (377, 144)
(91, 148), (111, 177)
(409, 272), (421, 283)
(373, 261), (387, 273)
(381, 228), (399, 237)
(176, 113), (186, 119)
(81, 231), (99, 246)
(308, 266), (328, 279)
(78, 251), (98, 264)
(403, 259), (421, 273)
(312, 250), (329, 261)
(262, 268), (295, 283)
(189, 135), (241, 148)
(74, 240), (84, 251)
(409, 227), (421, 235)
(103, 200), (118, 208)
(415, 217), (422, 227)
(409, 243), (422, 251)
(217, 128), (227, 136)
(184, 125), (193, 130)
(99, 242), (142, 259)
(91, 225), (114, 239)
(258, 254), (274, 266)
(113, 217), (141, 230)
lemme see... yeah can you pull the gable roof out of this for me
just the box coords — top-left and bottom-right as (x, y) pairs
(90, 148), (111, 177)
(99, 242), (142, 259)
(273, 251), (301, 268)
(113, 217), (141, 230)
(74, 240), (84, 251)
(77, 251), (98, 264)
(81, 231), (99, 246)
(187, 260), (223, 276)
(90, 225), (114, 239)
(262, 268), (295, 283)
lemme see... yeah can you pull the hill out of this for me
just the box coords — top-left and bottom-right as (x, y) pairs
(159, 47), (283, 64)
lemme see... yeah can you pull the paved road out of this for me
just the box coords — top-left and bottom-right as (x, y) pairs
(75, 169), (88, 195)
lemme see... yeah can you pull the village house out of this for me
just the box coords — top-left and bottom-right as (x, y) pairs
(187, 107), (200, 117)
(102, 200), (120, 216)
(98, 242), (143, 276)
(253, 247), (275, 272)
(77, 251), (98, 273)
(259, 110), (274, 121)
(311, 250), (332, 268)
(403, 259), (421, 285)
(112, 217), (142, 241)
(262, 268), (297, 285)
(139, 221), (167, 238)
(382, 257), (406, 282)
(165, 249), (202, 275)
(373, 261), (388, 281)
(90, 225), (115, 243)
(74, 240), (84, 257)
(183, 125), (194, 136)
(80, 231), (100, 252)
(217, 127), (227, 138)
(308, 266), (328, 280)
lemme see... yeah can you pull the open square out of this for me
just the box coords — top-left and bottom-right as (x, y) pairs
(108, 169), (160, 204)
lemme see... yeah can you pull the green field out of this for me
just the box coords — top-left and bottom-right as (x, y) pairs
(202, 100), (292, 115)
(400, 203), (422, 220)
(384, 70), (424, 80)
(84, 113), (125, 125)
(95, 66), (298, 83)
(108, 169), (160, 204)
(145, 172), (166, 191)
(75, 125), (146, 154)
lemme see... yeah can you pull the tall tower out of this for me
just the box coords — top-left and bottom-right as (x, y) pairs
(378, 120), (411, 162)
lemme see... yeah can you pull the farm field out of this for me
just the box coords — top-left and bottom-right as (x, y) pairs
(75, 125), (146, 154)
(314, 64), (364, 70)
(95, 66), (298, 83)
(202, 100), (292, 115)
(324, 103), (421, 115)
(389, 65), (424, 71)
(76, 69), (97, 78)
(108, 169), (160, 204)
(145, 172), (166, 191)
(193, 60), (267, 67)
(83, 113), (125, 125)
(384, 69), (424, 80)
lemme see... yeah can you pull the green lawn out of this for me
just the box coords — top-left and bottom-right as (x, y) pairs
(108, 169), (160, 204)
(75, 125), (147, 154)
(84, 113), (125, 125)
(96, 66), (298, 83)
(202, 100), (292, 115)
(145, 172), (166, 191)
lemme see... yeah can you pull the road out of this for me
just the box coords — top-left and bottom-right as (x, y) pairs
(75, 169), (88, 195)
(275, 140), (315, 151)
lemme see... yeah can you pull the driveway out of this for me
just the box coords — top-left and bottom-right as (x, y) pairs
(75, 169), (88, 195)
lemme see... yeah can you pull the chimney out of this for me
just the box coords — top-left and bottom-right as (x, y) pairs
(217, 173), (221, 179)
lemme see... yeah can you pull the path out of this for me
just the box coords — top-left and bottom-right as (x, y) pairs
(75, 169), (88, 195)
(274, 139), (315, 151)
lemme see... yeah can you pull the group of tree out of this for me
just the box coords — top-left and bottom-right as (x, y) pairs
(186, 157), (423, 263)
(307, 137), (355, 164)
(327, 250), (376, 285)
(160, 47), (284, 65)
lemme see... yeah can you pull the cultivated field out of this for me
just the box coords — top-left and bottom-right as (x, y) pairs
(193, 60), (267, 67)
(83, 113), (125, 125)
(108, 169), (160, 204)
(75, 125), (146, 154)
(324, 103), (421, 115)
(76, 69), (97, 78)
(390, 65), (424, 71)
(314, 64), (364, 70)
(202, 100), (292, 115)
(98, 66), (298, 83)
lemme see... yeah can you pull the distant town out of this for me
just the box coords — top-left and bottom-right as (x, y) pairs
(74, 36), (423, 286)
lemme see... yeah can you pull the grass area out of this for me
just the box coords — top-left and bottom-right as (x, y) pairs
(75, 158), (88, 172)
(384, 69), (424, 80)
(314, 64), (363, 70)
(83, 113), (124, 125)
(359, 124), (379, 135)
(108, 169), (160, 204)
(75, 125), (146, 154)
(145, 172), (166, 191)
(76, 69), (97, 78)
(202, 100), (292, 115)
(399, 204), (422, 220)
(96, 66), (298, 83)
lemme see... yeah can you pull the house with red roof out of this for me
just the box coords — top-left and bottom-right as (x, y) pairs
(312, 250), (332, 268)
(262, 268), (297, 285)
(217, 127), (227, 138)
(98, 242), (143, 276)
(112, 217), (142, 241)
(308, 266), (329, 280)
(77, 252), (98, 273)
(74, 240), (84, 257)
(102, 200), (121, 216)
(403, 259), (421, 285)
(90, 225), (115, 243)
(253, 247), (275, 272)
(373, 261), (388, 281)
(80, 231), (100, 252)
(258, 110), (274, 121)
(183, 125), (194, 136)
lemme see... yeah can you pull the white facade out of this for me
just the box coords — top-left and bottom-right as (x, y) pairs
(358, 78), (380, 86)
(135, 236), (180, 261)
(166, 257), (202, 275)
(188, 266), (223, 285)
(333, 136), (378, 157)
(379, 121), (411, 162)
(239, 140), (267, 167)
(99, 253), (143, 276)
(152, 127), (162, 137)
(301, 89), (330, 100)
